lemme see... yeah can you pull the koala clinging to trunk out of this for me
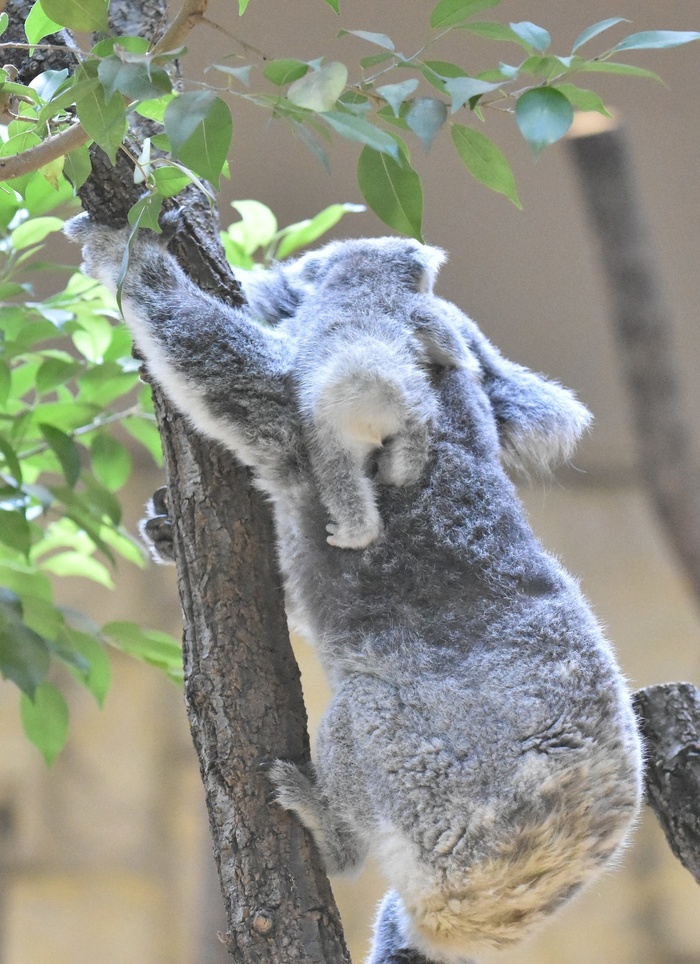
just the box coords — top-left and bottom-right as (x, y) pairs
(235, 238), (476, 548)
(66, 214), (643, 964)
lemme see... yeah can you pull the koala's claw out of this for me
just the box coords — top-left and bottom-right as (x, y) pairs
(139, 486), (176, 564)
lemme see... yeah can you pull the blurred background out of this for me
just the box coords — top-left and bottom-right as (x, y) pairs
(1, 0), (700, 961)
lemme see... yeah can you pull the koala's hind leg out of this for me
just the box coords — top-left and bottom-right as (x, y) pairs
(268, 760), (368, 874)
(376, 422), (431, 488)
(310, 439), (382, 549)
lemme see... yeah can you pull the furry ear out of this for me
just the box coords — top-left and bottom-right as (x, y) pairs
(438, 299), (592, 473)
(411, 304), (481, 373)
(232, 265), (302, 324)
(484, 357), (592, 474)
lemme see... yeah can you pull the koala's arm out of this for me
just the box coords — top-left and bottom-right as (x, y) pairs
(433, 298), (592, 473)
(65, 216), (301, 479)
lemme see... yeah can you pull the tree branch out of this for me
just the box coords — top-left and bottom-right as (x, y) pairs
(633, 683), (700, 885)
(566, 114), (700, 607)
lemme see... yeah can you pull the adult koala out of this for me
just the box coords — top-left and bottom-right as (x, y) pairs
(66, 215), (643, 964)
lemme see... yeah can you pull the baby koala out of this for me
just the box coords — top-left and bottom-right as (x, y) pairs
(237, 239), (476, 548)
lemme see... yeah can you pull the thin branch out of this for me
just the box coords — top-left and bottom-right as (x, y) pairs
(0, 0), (209, 183)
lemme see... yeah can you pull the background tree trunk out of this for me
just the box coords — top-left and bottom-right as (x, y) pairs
(5, 0), (349, 958)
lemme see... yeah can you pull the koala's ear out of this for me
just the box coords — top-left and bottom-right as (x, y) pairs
(233, 265), (302, 324)
(484, 357), (592, 474)
(411, 305), (480, 373)
(410, 242), (446, 294)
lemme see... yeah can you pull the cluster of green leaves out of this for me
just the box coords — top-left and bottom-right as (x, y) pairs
(1, 0), (697, 243)
(0, 147), (184, 761)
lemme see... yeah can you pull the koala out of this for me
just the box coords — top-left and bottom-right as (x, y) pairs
(65, 214), (643, 964)
(234, 239), (476, 548)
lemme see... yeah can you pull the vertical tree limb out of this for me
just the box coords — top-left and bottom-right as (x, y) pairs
(566, 114), (700, 606)
(4, 0), (349, 958)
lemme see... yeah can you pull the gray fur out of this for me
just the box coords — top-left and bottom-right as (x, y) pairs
(65, 214), (643, 964)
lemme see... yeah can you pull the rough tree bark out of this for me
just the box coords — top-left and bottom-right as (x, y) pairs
(567, 116), (700, 884)
(5, 0), (349, 959)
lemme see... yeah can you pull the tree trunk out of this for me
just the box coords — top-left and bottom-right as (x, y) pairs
(5, 0), (349, 958)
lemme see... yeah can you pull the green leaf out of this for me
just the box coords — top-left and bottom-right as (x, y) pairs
(60, 625), (111, 705)
(443, 76), (504, 112)
(339, 29), (394, 50)
(123, 416), (163, 465)
(360, 52), (393, 69)
(357, 143), (423, 240)
(509, 21), (551, 51)
(90, 434), (132, 492)
(10, 216), (64, 250)
(103, 620), (183, 682)
(153, 165), (192, 198)
(20, 682), (69, 765)
(324, 0), (340, 10)
(555, 84), (611, 116)
(287, 62), (348, 112)
(405, 98), (447, 151)
(0, 617), (50, 697)
(0, 434), (22, 484)
(377, 79), (419, 116)
(576, 61), (663, 81)
(611, 30), (700, 52)
(41, 0), (108, 33)
(40, 551), (114, 588)
(97, 57), (171, 102)
(572, 18), (629, 53)
(39, 423), (81, 487)
(515, 86), (573, 155)
(276, 202), (364, 259)
(238, 0), (251, 12)
(263, 59), (309, 87)
(74, 65), (128, 164)
(25, 1), (62, 45)
(323, 111), (399, 157)
(127, 193), (164, 232)
(459, 21), (534, 50)
(63, 144), (92, 192)
(207, 64), (253, 86)
(451, 124), (521, 207)
(135, 93), (176, 123)
(430, 0), (501, 29)
(36, 357), (83, 394)
(227, 199), (278, 254)
(166, 94), (232, 187)
(0, 508), (31, 556)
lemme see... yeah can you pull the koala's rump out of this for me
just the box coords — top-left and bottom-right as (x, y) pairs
(319, 667), (640, 956)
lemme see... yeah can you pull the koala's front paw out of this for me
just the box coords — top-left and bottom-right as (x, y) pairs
(326, 513), (381, 549)
(64, 213), (130, 291)
(139, 486), (176, 564)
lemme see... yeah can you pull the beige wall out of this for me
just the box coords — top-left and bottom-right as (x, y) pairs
(2, 0), (700, 961)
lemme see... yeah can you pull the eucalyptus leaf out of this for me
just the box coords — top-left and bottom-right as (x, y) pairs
(430, 0), (501, 30)
(515, 86), (573, 154)
(288, 62), (348, 112)
(323, 111), (399, 158)
(405, 98), (448, 151)
(339, 30), (394, 50)
(276, 203), (364, 259)
(25, 1), (63, 45)
(443, 76), (504, 112)
(74, 66), (128, 164)
(509, 21), (551, 51)
(357, 143), (423, 240)
(572, 18), (629, 53)
(376, 79), (419, 116)
(41, 0), (108, 33)
(20, 682), (69, 765)
(451, 124), (521, 207)
(611, 30), (700, 53)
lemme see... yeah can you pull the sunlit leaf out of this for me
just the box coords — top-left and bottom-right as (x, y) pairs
(276, 202), (364, 259)
(25, 1), (64, 44)
(90, 434), (132, 492)
(41, 0), (108, 34)
(509, 21), (551, 51)
(377, 79), (419, 116)
(20, 682), (69, 765)
(40, 551), (114, 588)
(288, 62), (348, 112)
(10, 216), (64, 250)
(555, 84), (612, 116)
(611, 30), (700, 52)
(60, 624), (111, 705)
(103, 621), (183, 682)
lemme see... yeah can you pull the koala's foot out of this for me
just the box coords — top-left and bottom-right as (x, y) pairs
(376, 432), (429, 487)
(268, 760), (367, 874)
(139, 486), (176, 564)
(326, 510), (381, 549)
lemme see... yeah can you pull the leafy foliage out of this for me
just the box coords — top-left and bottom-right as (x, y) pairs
(0, 0), (697, 762)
